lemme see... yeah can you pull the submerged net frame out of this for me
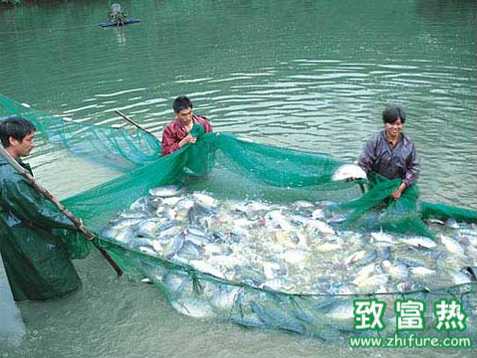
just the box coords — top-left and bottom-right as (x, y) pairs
(1, 95), (476, 341)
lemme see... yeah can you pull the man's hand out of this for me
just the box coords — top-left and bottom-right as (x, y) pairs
(391, 182), (407, 200)
(179, 135), (197, 148)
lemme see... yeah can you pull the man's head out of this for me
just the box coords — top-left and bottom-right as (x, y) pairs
(382, 105), (406, 139)
(173, 96), (193, 126)
(0, 116), (36, 158)
(382, 105), (406, 124)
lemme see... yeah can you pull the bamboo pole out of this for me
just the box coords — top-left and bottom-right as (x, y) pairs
(0, 145), (123, 276)
(114, 110), (155, 137)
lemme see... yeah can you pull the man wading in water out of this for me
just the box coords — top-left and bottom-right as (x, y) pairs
(0, 117), (82, 301)
(161, 96), (213, 156)
(358, 105), (420, 199)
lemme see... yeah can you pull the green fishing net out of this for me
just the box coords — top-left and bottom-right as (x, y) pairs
(1, 94), (476, 341)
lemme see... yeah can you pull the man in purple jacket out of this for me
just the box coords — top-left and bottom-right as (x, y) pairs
(161, 96), (212, 156)
(358, 105), (419, 200)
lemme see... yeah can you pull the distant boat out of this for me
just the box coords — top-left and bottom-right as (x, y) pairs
(98, 18), (142, 28)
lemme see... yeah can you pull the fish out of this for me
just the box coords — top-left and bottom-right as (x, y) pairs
(325, 302), (354, 321)
(331, 164), (367, 181)
(352, 263), (376, 286)
(161, 196), (183, 206)
(108, 217), (144, 230)
(104, 185), (477, 302)
(311, 208), (326, 219)
(129, 197), (152, 211)
(371, 230), (395, 244)
(266, 210), (293, 231)
(315, 242), (341, 252)
(382, 260), (409, 280)
(119, 211), (149, 219)
(158, 225), (182, 240)
(327, 214), (347, 224)
(358, 250), (378, 266)
(136, 219), (161, 238)
(446, 219), (460, 229)
(262, 261), (283, 280)
(449, 270), (472, 285)
(175, 240), (203, 261)
(293, 200), (315, 209)
(282, 249), (308, 265)
(210, 285), (240, 312)
(171, 298), (215, 319)
(192, 192), (217, 209)
(306, 220), (335, 235)
(149, 185), (183, 198)
(163, 271), (189, 293)
(162, 235), (185, 258)
(344, 250), (368, 265)
(427, 218), (445, 225)
(400, 236), (437, 249)
(410, 267), (436, 277)
(466, 245), (477, 261)
(106, 226), (136, 243)
(439, 234), (465, 256)
(139, 246), (156, 256)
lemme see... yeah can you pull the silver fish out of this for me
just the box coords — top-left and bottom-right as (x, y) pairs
(325, 302), (354, 321)
(171, 298), (215, 318)
(210, 285), (240, 312)
(400, 236), (437, 249)
(331, 164), (367, 181)
(439, 234), (465, 256)
(382, 260), (409, 280)
(105, 185), (477, 300)
(306, 220), (335, 235)
(410, 267), (436, 277)
(149, 185), (183, 198)
(446, 219), (460, 229)
(161, 196), (183, 206)
(449, 270), (472, 285)
(371, 230), (395, 244)
(136, 219), (161, 238)
(192, 192), (217, 208)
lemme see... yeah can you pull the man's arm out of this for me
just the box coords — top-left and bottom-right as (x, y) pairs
(403, 143), (419, 188)
(391, 142), (419, 200)
(1, 177), (76, 230)
(161, 125), (181, 156)
(357, 137), (377, 175)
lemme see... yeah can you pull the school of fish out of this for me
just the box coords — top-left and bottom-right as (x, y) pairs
(102, 185), (477, 297)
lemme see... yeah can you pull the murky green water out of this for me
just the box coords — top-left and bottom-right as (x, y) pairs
(1, 0), (476, 357)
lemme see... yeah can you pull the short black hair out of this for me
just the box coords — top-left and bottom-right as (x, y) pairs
(172, 96), (193, 113)
(0, 116), (36, 148)
(382, 105), (406, 124)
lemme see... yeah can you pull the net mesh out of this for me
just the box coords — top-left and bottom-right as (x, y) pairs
(1, 94), (476, 341)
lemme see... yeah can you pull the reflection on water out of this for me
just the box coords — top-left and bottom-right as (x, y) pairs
(1, 0), (476, 357)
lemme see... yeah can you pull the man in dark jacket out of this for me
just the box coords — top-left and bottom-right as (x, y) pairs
(0, 116), (81, 301)
(358, 105), (419, 200)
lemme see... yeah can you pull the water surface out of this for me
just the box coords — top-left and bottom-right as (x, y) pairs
(1, 0), (476, 356)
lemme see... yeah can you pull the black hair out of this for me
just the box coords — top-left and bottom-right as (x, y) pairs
(382, 105), (406, 124)
(0, 116), (36, 148)
(172, 96), (193, 113)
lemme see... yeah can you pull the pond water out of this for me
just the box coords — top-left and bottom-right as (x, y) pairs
(1, 0), (476, 357)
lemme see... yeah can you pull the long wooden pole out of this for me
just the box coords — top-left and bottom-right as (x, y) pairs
(114, 110), (155, 137)
(0, 145), (123, 276)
